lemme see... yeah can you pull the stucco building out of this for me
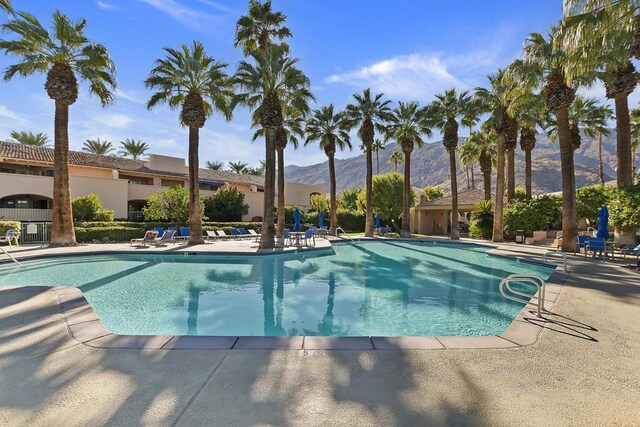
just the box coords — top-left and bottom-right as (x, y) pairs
(0, 141), (325, 223)
(412, 188), (489, 235)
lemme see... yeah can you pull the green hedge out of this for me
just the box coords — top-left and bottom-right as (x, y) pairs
(0, 221), (21, 237)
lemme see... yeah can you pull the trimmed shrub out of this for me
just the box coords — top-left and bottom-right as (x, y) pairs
(577, 185), (611, 226)
(338, 188), (361, 211)
(356, 172), (414, 224)
(336, 209), (365, 232)
(75, 226), (142, 243)
(204, 187), (249, 222)
(468, 200), (493, 240)
(0, 220), (21, 237)
(72, 194), (115, 222)
(309, 194), (329, 213)
(143, 186), (206, 222)
(609, 184), (640, 231)
(503, 195), (562, 238)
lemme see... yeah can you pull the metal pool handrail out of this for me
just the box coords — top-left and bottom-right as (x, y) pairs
(499, 274), (546, 317)
(334, 226), (353, 242)
(0, 246), (22, 267)
(542, 250), (567, 272)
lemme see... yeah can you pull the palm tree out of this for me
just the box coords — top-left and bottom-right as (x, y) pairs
(233, 44), (313, 249)
(83, 138), (113, 155)
(0, 11), (116, 247)
(10, 130), (49, 147)
(630, 107), (640, 184)
(562, 0), (637, 188)
(371, 139), (385, 175)
(206, 160), (225, 171)
(458, 137), (479, 190)
(234, 0), (291, 56)
(305, 105), (352, 234)
(388, 150), (403, 173)
(228, 161), (249, 173)
(475, 69), (517, 242)
(344, 89), (393, 237)
(386, 101), (431, 237)
(119, 139), (149, 160)
(465, 127), (497, 201)
(253, 106), (306, 243)
(518, 29), (578, 252)
(145, 41), (234, 245)
(0, 0), (12, 14)
(596, 105), (615, 186)
(428, 89), (474, 240)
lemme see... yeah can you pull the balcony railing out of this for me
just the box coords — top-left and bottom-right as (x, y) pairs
(0, 208), (52, 222)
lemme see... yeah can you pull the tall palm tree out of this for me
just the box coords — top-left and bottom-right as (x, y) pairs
(234, 0), (291, 56)
(0, 11), (116, 247)
(630, 107), (640, 184)
(0, 0), (13, 14)
(10, 130), (49, 147)
(145, 41), (233, 245)
(305, 105), (352, 234)
(206, 160), (225, 170)
(83, 138), (113, 155)
(386, 101), (431, 237)
(388, 150), (403, 173)
(233, 44), (313, 249)
(459, 137), (479, 190)
(596, 105), (615, 186)
(428, 89), (474, 240)
(119, 139), (149, 160)
(518, 29), (578, 252)
(344, 89), (393, 237)
(228, 161), (249, 174)
(562, 0), (637, 188)
(475, 69), (517, 242)
(464, 127), (497, 201)
(253, 106), (306, 243)
(371, 139), (385, 175)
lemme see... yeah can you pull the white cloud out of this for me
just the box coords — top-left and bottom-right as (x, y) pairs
(0, 105), (27, 124)
(138, 0), (226, 29)
(97, 1), (120, 11)
(116, 89), (146, 105)
(94, 113), (134, 129)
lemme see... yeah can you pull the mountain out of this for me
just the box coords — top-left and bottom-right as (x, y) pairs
(284, 129), (637, 195)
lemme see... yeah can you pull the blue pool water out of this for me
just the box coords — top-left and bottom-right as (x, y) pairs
(0, 241), (553, 337)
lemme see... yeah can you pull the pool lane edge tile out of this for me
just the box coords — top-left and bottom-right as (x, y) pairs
(371, 336), (444, 350)
(67, 319), (112, 343)
(85, 334), (174, 349)
(233, 336), (303, 350)
(163, 336), (238, 350)
(303, 337), (374, 350)
(436, 335), (518, 349)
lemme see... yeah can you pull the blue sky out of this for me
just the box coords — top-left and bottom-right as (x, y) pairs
(1, 1), (571, 167)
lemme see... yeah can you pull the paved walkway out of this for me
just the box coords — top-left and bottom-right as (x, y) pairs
(0, 241), (639, 426)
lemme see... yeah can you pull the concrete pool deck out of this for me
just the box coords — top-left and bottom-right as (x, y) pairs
(1, 240), (639, 425)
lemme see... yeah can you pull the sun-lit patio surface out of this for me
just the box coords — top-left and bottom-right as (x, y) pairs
(0, 240), (639, 426)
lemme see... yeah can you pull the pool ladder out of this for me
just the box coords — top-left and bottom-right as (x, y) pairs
(499, 274), (546, 317)
(334, 226), (353, 243)
(0, 246), (22, 267)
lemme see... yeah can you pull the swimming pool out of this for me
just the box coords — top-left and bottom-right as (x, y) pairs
(0, 241), (554, 337)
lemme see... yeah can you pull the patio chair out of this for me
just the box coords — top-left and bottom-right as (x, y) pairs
(247, 229), (260, 242)
(617, 244), (640, 262)
(216, 230), (230, 240)
(130, 230), (158, 247)
(574, 235), (590, 255)
(584, 238), (608, 259)
(151, 229), (176, 246)
(304, 229), (315, 247)
(0, 229), (20, 246)
(153, 227), (165, 238)
(238, 228), (252, 239)
(230, 228), (242, 239)
(205, 230), (218, 241)
(174, 226), (190, 241)
(283, 229), (292, 247)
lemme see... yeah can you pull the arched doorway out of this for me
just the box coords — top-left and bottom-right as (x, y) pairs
(0, 194), (53, 221)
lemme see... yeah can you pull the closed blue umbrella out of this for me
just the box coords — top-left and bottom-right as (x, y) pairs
(293, 208), (302, 232)
(596, 205), (609, 240)
(318, 211), (324, 227)
(375, 214), (381, 229)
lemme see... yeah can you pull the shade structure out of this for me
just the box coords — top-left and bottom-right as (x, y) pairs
(596, 206), (609, 240)
(375, 214), (381, 229)
(318, 211), (324, 227)
(293, 208), (302, 232)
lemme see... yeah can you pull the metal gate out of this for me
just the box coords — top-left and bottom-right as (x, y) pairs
(20, 222), (51, 243)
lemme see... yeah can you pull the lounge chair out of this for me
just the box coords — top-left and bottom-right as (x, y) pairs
(238, 228), (252, 239)
(153, 227), (165, 238)
(247, 229), (260, 242)
(205, 230), (218, 241)
(574, 235), (590, 255)
(151, 229), (176, 246)
(216, 230), (229, 240)
(584, 238), (608, 259)
(616, 244), (640, 262)
(230, 228), (242, 239)
(0, 229), (20, 246)
(131, 230), (158, 247)
(173, 226), (190, 242)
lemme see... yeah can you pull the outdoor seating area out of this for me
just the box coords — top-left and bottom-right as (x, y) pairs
(0, 229), (20, 246)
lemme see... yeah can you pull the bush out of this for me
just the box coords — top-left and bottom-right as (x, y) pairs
(423, 185), (444, 201)
(309, 194), (329, 213)
(280, 205), (306, 225)
(0, 220), (21, 237)
(609, 184), (640, 231)
(336, 209), (365, 232)
(143, 186), (206, 223)
(75, 226), (142, 243)
(338, 188), (361, 211)
(503, 195), (562, 238)
(72, 194), (115, 222)
(577, 185), (611, 227)
(468, 200), (493, 239)
(356, 173), (414, 223)
(204, 187), (249, 222)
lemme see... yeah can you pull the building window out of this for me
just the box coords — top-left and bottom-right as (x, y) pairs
(121, 174), (153, 185)
(161, 179), (184, 188)
(0, 164), (53, 177)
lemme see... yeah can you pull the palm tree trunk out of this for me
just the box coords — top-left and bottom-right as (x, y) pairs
(614, 93), (633, 188)
(525, 149), (532, 198)
(260, 130), (276, 249)
(492, 134), (506, 242)
(598, 133), (605, 186)
(401, 150), (411, 237)
(556, 107), (577, 253)
(507, 148), (515, 201)
(394, 161), (398, 173)
(276, 146), (285, 246)
(49, 101), (76, 247)
(449, 149), (459, 240)
(483, 167), (491, 202)
(470, 164), (475, 189)
(465, 165), (470, 189)
(376, 150), (380, 175)
(187, 126), (204, 245)
(328, 153), (338, 234)
(633, 144), (637, 185)
(364, 143), (374, 237)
